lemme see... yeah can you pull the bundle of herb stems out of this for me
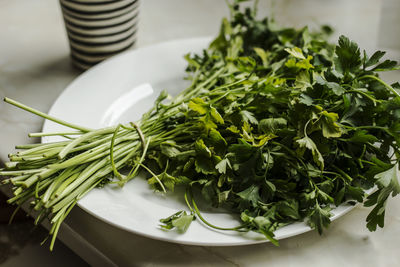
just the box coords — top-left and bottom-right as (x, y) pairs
(0, 68), (224, 249)
(2, 0), (400, 249)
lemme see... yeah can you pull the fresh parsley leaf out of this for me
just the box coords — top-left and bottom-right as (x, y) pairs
(308, 203), (332, 234)
(335, 35), (362, 73)
(160, 211), (195, 233)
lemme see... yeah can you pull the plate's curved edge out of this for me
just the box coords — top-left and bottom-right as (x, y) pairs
(41, 36), (212, 135)
(74, 195), (358, 246)
(76, 201), (267, 246)
(41, 37), (361, 247)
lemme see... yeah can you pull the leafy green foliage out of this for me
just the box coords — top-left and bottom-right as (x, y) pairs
(156, 0), (400, 241)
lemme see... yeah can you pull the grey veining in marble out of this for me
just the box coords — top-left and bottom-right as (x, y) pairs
(1, 0), (400, 266)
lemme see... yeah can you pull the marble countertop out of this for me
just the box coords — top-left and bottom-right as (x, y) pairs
(1, 0), (400, 266)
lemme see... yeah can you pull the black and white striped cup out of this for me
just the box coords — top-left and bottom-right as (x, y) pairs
(59, 0), (139, 70)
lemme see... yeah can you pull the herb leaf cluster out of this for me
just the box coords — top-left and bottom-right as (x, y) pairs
(149, 1), (400, 241)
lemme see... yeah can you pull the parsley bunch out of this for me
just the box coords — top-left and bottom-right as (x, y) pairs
(2, 0), (400, 248)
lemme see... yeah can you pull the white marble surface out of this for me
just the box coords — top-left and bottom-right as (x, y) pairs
(1, 0), (400, 266)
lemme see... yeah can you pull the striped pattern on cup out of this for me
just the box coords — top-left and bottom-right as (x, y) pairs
(59, 0), (139, 70)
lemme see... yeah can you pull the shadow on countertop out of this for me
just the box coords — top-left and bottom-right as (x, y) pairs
(0, 217), (47, 264)
(0, 193), (89, 267)
(0, 192), (42, 264)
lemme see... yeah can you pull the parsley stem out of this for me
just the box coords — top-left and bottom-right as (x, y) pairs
(110, 125), (124, 180)
(124, 137), (151, 183)
(136, 162), (166, 193)
(184, 189), (195, 214)
(3, 97), (93, 132)
(359, 75), (400, 98)
(356, 125), (387, 131)
(189, 189), (247, 231)
(331, 165), (352, 182)
(58, 127), (116, 159)
(345, 90), (381, 105)
(29, 132), (83, 137)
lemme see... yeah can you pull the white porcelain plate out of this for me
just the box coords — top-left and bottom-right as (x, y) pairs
(42, 38), (356, 246)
